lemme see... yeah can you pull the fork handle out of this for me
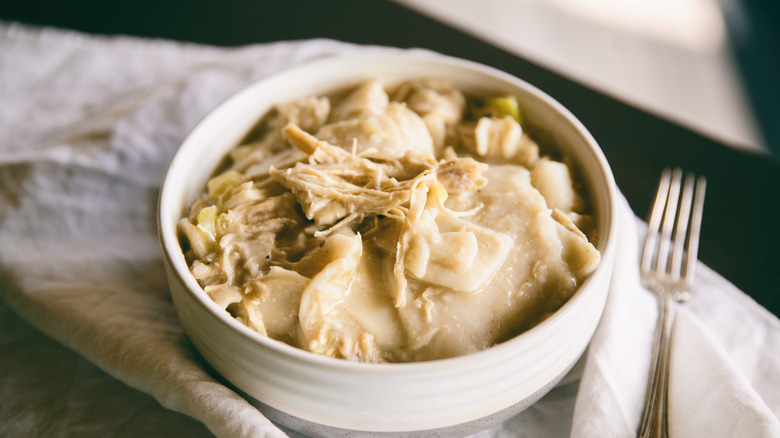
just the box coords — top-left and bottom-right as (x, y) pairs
(638, 293), (676, 438)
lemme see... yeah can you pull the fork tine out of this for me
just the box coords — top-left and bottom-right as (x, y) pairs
(671, 173), (695, 280)
(684, 176), (707, 284)
(656, 168), (683, 275)
(642, 168), (672, 273)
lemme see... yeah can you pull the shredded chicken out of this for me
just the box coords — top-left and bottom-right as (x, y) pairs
(272, 124), (435, 227)
(435, 157), (487, 194)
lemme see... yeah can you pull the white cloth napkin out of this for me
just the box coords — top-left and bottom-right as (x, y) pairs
(0, 22), (778, 438)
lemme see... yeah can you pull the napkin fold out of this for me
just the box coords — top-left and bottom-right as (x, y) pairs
(0, 22), (777, 438)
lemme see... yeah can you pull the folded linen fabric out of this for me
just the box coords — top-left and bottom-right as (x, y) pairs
(0, 22), (777, 438)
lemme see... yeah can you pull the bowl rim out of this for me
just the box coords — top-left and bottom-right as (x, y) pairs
(157, 51), (619, 374)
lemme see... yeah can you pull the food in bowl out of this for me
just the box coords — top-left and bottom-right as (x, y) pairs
(177, 77), (600, 363)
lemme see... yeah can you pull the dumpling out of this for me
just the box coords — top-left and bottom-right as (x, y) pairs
(530, 158), (584, 213)
(330, 78), (388, 121)
(392, 78), (466, 150)
(297, 231), (381, 361)
(457, 116), (539, 167)
(402, 209), (512, 293)
(317, 102), (434, 159)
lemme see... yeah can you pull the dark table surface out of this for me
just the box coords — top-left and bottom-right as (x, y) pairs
(2, 0), (779, 317)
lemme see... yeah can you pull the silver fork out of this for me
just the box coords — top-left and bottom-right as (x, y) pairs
(638, 168), (706, 438)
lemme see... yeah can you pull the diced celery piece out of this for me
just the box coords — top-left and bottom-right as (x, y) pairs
(207, 170), (244, 201)
(196, 205), (218, 241)
(196, 205), (230, 242)
(486, 95), (521, 123)
(228, 144), (254, 163)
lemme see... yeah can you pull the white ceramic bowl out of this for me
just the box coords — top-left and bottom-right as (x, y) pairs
(158, 52), (618, 437)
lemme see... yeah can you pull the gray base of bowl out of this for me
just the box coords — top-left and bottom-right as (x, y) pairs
(243, 362), (574, 438)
